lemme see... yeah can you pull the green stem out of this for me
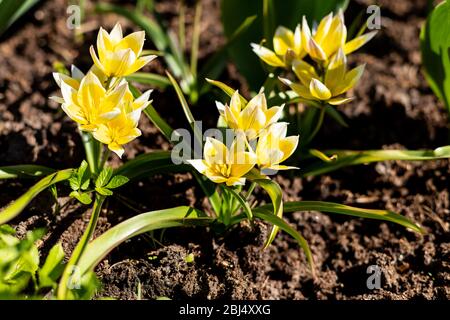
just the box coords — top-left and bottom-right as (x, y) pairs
(99, 147), (111, 170)
(245, 182), (257, 201)
(190, 0), (202, 77)
(57, 194), (105, 300)
(81, 131), (101, 175)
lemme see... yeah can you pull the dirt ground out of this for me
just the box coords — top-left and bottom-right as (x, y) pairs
(0, 0), (449, 300)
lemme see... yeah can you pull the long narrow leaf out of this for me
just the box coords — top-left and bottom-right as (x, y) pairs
(302, 146), (450, 177)
(205, 79), (248, 105)
(0, 165), (55, 180)
(0, 0), (39, 35)
(256, 200), (425, 234)
(224, 186), (253, 220)
(0, 169), (74, 225)
(126, 72), (170, 89)
(166, 71), (203, 147)
(247, 169), (283, 248)
(77, 206), (212, 274)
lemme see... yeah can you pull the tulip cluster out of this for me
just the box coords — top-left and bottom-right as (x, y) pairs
(189, 91), (298, 186)
(52, 24), (156, 157)
(252, 11), (376, 105)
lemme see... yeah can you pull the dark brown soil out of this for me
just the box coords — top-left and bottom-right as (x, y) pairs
(0, 0), (449, 300)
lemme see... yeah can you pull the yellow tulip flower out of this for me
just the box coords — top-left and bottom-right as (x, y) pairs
(90, 23), (157, 77)
(217, 90), (284, 140)
(302, 11), (377, 62)
(188, 137), (256, 186)
(54, 71), (127, 131)
(256, 122), (299, 172)
(279, 49), (365, 105)
(92, 88), (152, 158)
(52, 65), (84, 93)
(251, 25), (305, 68)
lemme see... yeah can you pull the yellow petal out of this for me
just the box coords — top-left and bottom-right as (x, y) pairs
(109, 23), (123, 44)
(334, 64), (365, 95)
(251, 43), (285, 67)
(90, 46), (108, 76)
(293, 24), (303, 56)
(314, 12), (333, 44)
(204, 137), (227, 165)
(225, 177), (245, 186)
(273, 26), (295, 56)
(328, 96), (354, 105)
(187, 159), (208, 174)
(108, 142), (125, 158)
(265, 105), (284, 125)
(230, 90), (242, 115)
(292, 59), (317, 86)
(224, 104), (239, 129)
(77, 72), (106, 113)
(325, 48), (347, 92)
(230, 155), (256, 177)
(279, 136), (299, 163)
(308, 38), (327, 60)
(116, 128), (142, 145)
(93, 124), (112, 144)
(321, 12), (346, 57)
(279, 77), (314, 100)
(97, 28), (113, 61)
(117, 31), (145, 56)
(61, 103), (88, 125)
(301, 16), (311, 52)
(125, 54), (157, 76)
(309, 78), (332, 100)
(344, 31), (377, 55)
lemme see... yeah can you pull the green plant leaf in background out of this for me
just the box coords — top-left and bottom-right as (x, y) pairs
(0, 0), (40, 36)
(220, 0), (349, 91)
(0, 169), (74, 225)
(421, 0), (450, 114)
(256, 201), (425, 235)
(0, 165), (55, 180)
(301, 146), (450, 177)
(77, 206), (212, 275)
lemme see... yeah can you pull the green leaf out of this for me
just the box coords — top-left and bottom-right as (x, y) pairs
(115, 151), (177, 179)
(247, 169), (283, 248)
(0, 169), (74, 225)
(77, 206), (213, 275)
(0, 0), (40, 36)
(105, 175), (129, 189)
(256, 201), (426, 235)
(252, 210), (315, 276)
(0, 165), (55, 180)
(143, 104), (174, 141)
(324, 105), (349, 128)
(166, 71), (203, 147)
(205, 79), (248, 105)
(421, 0), (450, 112)
(70, 191), (92, 205)
(95, 187), (113, 197)
(38, 243), (65, 289)
(69, 176), (80, 191)
(95, 167), (113, 188)
(301, 146), (450, 177)
(126, 72), (171, 89)
(223, 186), (253, 221)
